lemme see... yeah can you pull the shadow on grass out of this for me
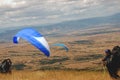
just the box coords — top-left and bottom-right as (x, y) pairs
(12, 63), (26, 70)
(38, 66), (104, 72)
(40, 57), (69, 65)
(69, 40), (94, 45)
(74, 54), (103, 62)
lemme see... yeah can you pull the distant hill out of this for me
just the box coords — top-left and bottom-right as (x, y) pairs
(35, 13), (120, 33)
(0, 13), (120, 42)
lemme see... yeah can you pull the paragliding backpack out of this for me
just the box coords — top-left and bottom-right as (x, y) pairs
(111, 46), (120, 65)
(0, 59), (12, 73)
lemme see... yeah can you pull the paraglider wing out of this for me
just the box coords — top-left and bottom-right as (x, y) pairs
(13, 28), (50, 57)
(51, 43), (69, 52)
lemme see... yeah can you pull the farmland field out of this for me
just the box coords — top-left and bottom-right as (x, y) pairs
(0, 27), (120, 80)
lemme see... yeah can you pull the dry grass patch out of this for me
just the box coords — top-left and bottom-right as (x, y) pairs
(0, 70), (112, 80)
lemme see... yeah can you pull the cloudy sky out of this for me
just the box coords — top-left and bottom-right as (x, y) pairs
(0, 0), (120, 28)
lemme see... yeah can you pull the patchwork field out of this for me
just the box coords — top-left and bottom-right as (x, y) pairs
(0, 27), (120, 80)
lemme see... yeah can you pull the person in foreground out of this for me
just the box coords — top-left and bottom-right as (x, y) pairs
(102, 46), (120, 79)
(0, 58), (12, 73)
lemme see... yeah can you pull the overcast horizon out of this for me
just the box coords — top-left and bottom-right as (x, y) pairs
(0, 0), (120, 29)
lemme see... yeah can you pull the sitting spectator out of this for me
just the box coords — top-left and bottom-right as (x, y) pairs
(0, 58), (12, 73)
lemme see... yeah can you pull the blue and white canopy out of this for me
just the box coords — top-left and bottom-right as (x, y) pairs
(13, 28), (50, 57)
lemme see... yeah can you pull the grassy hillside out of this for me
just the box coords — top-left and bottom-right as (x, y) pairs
(0, 27), (120, 71)
(0, 25), (120, 80)
(0, 70), (112, 80)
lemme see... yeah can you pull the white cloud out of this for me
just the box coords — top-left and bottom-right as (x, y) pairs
(0, 0), (26, 8)
(0, 0), (120, 28)
(46, 15), (60, 19)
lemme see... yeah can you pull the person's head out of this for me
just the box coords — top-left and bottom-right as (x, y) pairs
(105, 49), (111, 55)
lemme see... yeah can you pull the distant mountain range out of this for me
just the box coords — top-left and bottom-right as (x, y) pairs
(36, 13), (120, 32)
(0, 13), (120, 42)
(33, 13), (120, 37)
